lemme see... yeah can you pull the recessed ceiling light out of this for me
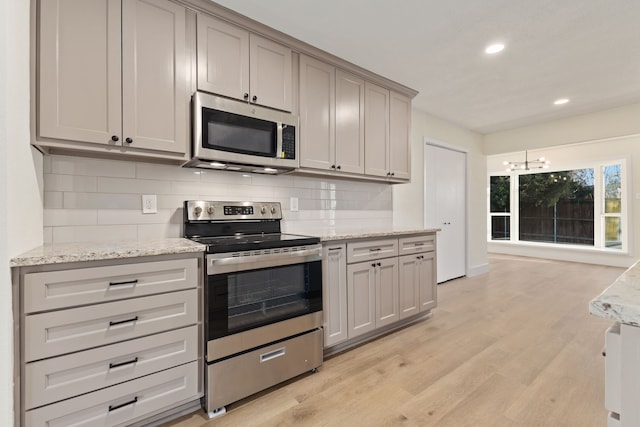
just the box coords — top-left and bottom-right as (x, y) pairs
(554, 98), (570, 105)
(485, 43), (505, 54)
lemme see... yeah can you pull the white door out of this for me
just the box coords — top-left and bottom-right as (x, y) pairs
(424, 143), (466, 283)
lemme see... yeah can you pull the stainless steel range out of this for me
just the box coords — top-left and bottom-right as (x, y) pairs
(183, 200), (323, 417)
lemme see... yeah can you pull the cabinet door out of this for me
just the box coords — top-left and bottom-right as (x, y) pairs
(335, 70), (365, 174)
(389, 91), (411, 180)
(249, 34), (292, 111)
(196, 14), (249, 101)
(299, 55), (335, 170)
(122, 0), (187, 154)
(364, 82), (390, 177)
(419, 251), (437, 311)
(398, 254), (420, 319)
(376, 258), (399, 327)
(347, 262), (376, 338)
(322, 244), (348, 347)
(39, 0), (121, 145)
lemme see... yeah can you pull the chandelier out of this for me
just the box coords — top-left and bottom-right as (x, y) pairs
(503, 150), (550, 172)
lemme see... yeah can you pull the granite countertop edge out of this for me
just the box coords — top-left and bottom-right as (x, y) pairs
(303, 227), (440, 242)
(589, 260), (640, 326)
(10, 238), (207, 268)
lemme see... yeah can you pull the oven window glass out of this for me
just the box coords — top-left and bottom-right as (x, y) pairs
(208, 261), (322, 341)
(202, 107), (277, 157)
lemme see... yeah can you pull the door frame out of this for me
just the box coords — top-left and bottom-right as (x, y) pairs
(424, 138), (469, 281)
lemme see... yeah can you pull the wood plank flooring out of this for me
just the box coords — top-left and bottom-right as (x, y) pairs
(164, 254), (624, 427)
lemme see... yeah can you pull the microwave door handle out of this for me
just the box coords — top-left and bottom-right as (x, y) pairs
(276, 122), (283, 158)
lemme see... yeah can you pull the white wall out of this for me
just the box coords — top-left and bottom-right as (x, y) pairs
(2, 0), (44, 424)
(393, 109), (488, 276)
(484, 102), (640, 155)
(485, 104), (640, 267)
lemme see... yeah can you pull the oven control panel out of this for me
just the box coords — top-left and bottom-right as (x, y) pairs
(185, 200), (282, 221)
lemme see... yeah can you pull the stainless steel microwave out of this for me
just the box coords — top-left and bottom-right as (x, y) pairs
(184, 92), (299, 174)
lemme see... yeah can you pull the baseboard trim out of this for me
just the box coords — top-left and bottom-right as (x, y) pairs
(467, 263), (489, 277)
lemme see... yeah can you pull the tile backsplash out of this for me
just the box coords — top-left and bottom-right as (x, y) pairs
(43, 155), (393, 244)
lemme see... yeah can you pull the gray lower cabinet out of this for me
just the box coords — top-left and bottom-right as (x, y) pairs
(15, 253), (203, 427)
(323, 233), (436, 351)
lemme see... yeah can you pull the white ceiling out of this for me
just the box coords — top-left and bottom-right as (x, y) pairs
(212, 0), (640, 134)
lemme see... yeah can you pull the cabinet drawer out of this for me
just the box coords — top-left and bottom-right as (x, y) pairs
(25, 361), (199, 427)
(347, 238), (398, 264)
(24, 258), (198, 313)
(25, 326), (198, 409)
(399, 235), (435, 255)
(25, 290), (197, 361)
(605, 323), (621, 414)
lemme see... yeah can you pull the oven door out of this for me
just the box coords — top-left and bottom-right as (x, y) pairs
(206, 246), (322, 355)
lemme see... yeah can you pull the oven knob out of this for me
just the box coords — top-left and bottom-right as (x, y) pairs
(194, 206), (202, 217)
(207, 206), (215, 215)
(260, 206), (267, 215)
(270, 206), (277, 214)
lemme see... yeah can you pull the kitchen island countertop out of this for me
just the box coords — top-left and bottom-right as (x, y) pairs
(294, 226), (440, 242)
(590, 260), (640, 326)
(10, 238), (206, 267)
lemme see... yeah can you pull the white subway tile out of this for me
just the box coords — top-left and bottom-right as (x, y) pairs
(97, 177), (172, 194)
(51, 155), (136, 177)
(138, 223), (182, 239)
(44, 209), (97, 226)
(52, 225), (138, 244)
(44, 192), (63, 209)
(64, 193), (140, 209)
(44, 174), (97, 192)
(97, 209), (174, 225)
(43, 227), (53, 245)
(43, 156), (52, 173)
(136, 163), (202, 182)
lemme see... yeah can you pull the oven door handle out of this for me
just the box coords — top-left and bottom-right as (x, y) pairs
(207, 246), (322, 274)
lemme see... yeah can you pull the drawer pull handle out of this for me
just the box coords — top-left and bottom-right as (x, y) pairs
(109, 357), (139, 369)
(108, 279), (138, 287)
(108, 396), (138, 412)
(260, 347), (286, 363)
(328, 247), (342, 251)
(414, 243), (425, 246)
(109, 316), (139, 327)
(369, 248), (382, 252)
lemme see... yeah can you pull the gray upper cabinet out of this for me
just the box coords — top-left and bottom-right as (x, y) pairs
(364, 82), (411, 180)
(389, 91), (411, 180)
(197, 14), (292, 112)
(299, 56), (365, 174)
(38, 0), (189, 156)
(335, 70), (365, 174)
(299, 54), (335, 170)
(364, 82), (390, 178)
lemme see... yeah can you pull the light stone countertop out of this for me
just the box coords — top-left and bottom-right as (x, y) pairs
(296, 226), (440, 242)
(590, 260), (640, 326)
(10, 238), (206, 268)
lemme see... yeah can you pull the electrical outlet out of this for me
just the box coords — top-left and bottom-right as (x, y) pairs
(290, 197), (299, 212)
(142, 194), (157, 214)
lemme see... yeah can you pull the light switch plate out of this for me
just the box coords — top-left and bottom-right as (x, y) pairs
(142, 194), (157, 214)
(290, 197), (299, 212)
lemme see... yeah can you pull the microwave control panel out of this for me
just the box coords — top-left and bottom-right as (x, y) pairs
(281, 125), (296, 159)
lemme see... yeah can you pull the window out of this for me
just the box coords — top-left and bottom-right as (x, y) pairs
(489, 176), (510, 240)
(488, 160), (626, 251)
(519, 169), (594, 246)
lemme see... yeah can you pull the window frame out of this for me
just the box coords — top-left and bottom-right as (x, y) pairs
(487, 158), (628, 253)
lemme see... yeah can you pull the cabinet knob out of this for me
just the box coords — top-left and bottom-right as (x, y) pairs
(377, 262), (381, 267)
(252, 95), (258, 102)
(244, 93), (249, 100)
(336, 165), (341, 170)
(331, 164), (336, 169)
(111, 135), (119, 142)
(391, 172), (395, 177)
(371, 263), (376, 267)
(125, 137), (133, 144)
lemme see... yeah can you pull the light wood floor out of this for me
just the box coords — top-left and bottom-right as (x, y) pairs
(164, 254), (624, 427)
